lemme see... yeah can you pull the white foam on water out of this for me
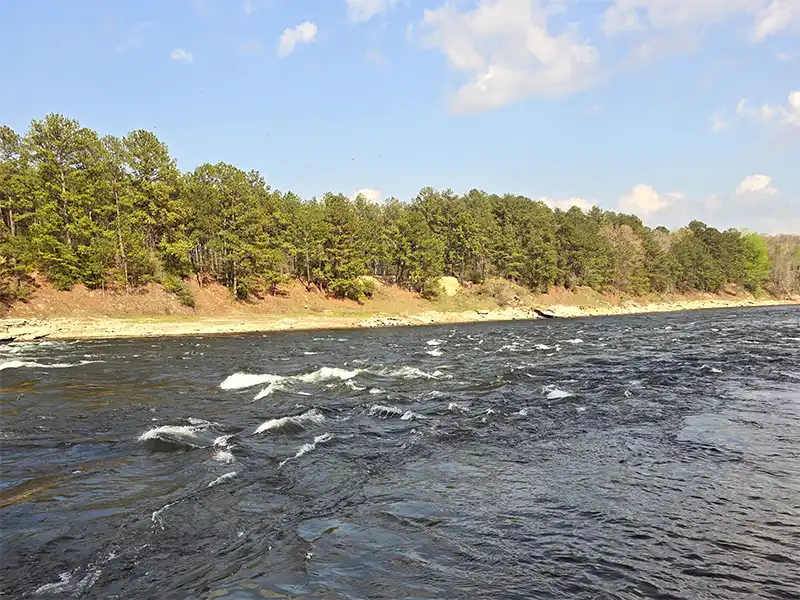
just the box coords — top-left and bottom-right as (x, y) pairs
(0, 359), (103, 371)
(345, 379), (367, 391)
(400, 410), (427, 421)
(700, 365), (723, 374)
(303, 351), (319, 355)
(34, 572), (72, 595)
(369, 404), (404, 418)
(426, 339), (445, 346)
(368, 388), (383, 395)
(295, 366), (360, 384)
(73, 567), (103, 595)
(244, 367), (361, 399)
(517, 408), (529, 416)
(211, 435), (235, 462)
(542, 384), (574, 400)
(253, 380), (287, 400)
(279, 432), (334, 469)
(208, 471), (238, 487)
(576, 406), (587, 413)
(534, 344), (554, 350)
(220, 372), (284, 390)
(426, 348), (443, 357)
(213, 434), (233, 447)
(151, 501), (176, 530)
(254, 408), (325, 434)
(481, 408), (498, 423)
(377, 366), (452, 380)
(213, 449), (235, 463)
(447, 402), (470, 414)
(137, 424), (207, 448)
(564, 338), (584, 345)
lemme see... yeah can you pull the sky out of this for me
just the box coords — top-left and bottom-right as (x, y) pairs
(2, 0), (798, 233)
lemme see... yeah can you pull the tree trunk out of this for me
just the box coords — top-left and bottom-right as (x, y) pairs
(114, 187), (129, 292)
(233, 260), (238, 298)
(59, 166), (72, 247)
(305, 246), (311, 292)
(8, 208), (15, 237)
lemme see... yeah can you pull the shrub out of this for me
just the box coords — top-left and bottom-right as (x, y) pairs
(161, 274), (196, 308)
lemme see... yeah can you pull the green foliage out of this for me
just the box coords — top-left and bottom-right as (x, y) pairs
(1, 112), (785, 308)
(763, 235), (800, 296)
(739, 232), (770, 293)
(160, 274), (196, 308)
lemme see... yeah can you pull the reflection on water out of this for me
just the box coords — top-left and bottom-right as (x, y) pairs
(1, 306), (799, 599)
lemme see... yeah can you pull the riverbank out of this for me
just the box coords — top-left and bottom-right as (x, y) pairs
(1, 296), (794, 341)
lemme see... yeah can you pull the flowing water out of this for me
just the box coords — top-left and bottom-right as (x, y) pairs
(2, 307), (799, 599)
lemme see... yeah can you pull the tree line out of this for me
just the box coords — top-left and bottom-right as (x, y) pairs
(2, 114), (799, 308)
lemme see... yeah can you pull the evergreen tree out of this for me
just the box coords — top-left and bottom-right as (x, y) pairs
(3, 112), (794, 310)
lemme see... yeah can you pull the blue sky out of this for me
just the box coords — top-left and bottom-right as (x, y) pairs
(2, 0), (798, 233)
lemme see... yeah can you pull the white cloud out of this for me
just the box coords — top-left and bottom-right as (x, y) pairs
(277, 22), (318, 58)
(170, 48), (194, 62)
(776, 51), (793, 60)
(352, 188), (382, 203)
(243, 0), (253, 16)
(618, 184), (679, 217)
(602, 0), (800, 41)
(345, 0), (398, 23)
(539, 197), (595, 212)
(735, 91), (800, 131)
(735, 174), (778, 196)
(418, 0), (601, 113)
(752, 0), (800, 41)
(711, 112), (731, 132)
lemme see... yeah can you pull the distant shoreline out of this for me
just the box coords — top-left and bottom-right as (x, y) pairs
(2, 297), (795, 342)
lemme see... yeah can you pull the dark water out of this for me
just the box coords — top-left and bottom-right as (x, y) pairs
(2, 307), (800, 599)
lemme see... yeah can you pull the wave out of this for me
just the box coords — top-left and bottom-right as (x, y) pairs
(447, 402), (470, 414)
(426, 339), (445, 346)
(212, 434), (235, 462)
(253, 381), (287, 400)
(542, 384), (574, 400)
(208, 471), (237, 487)
(426, 349), (443, 357)
(222, 367), (361, 399)
(295, 367), (359, 384)
(137, 421), (214, 451)
(0, 359), (103, 372)
(254, 408), (325, 434)
(219, 372), (284, 390)
(369, 404), (404, 418)
(279, 432), (334, 469)
(376, 366), (451, 379)
(34, 572), (72, 595)
(401, 410), (427, 421)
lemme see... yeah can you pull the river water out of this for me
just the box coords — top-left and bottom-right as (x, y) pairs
(1, 307), (799, 599)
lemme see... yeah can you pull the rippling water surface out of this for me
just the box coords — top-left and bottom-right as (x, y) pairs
(2, 307), (799, 599)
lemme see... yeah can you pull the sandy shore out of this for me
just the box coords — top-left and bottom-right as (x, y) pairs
(1, 297), (795, 342)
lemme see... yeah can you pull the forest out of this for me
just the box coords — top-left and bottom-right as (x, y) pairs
(2, 114), (799, 309)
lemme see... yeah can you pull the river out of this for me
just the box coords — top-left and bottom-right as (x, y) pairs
(1, 306), (799, 599)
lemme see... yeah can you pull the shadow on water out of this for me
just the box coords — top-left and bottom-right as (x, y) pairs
(1, 306), (799, 599)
